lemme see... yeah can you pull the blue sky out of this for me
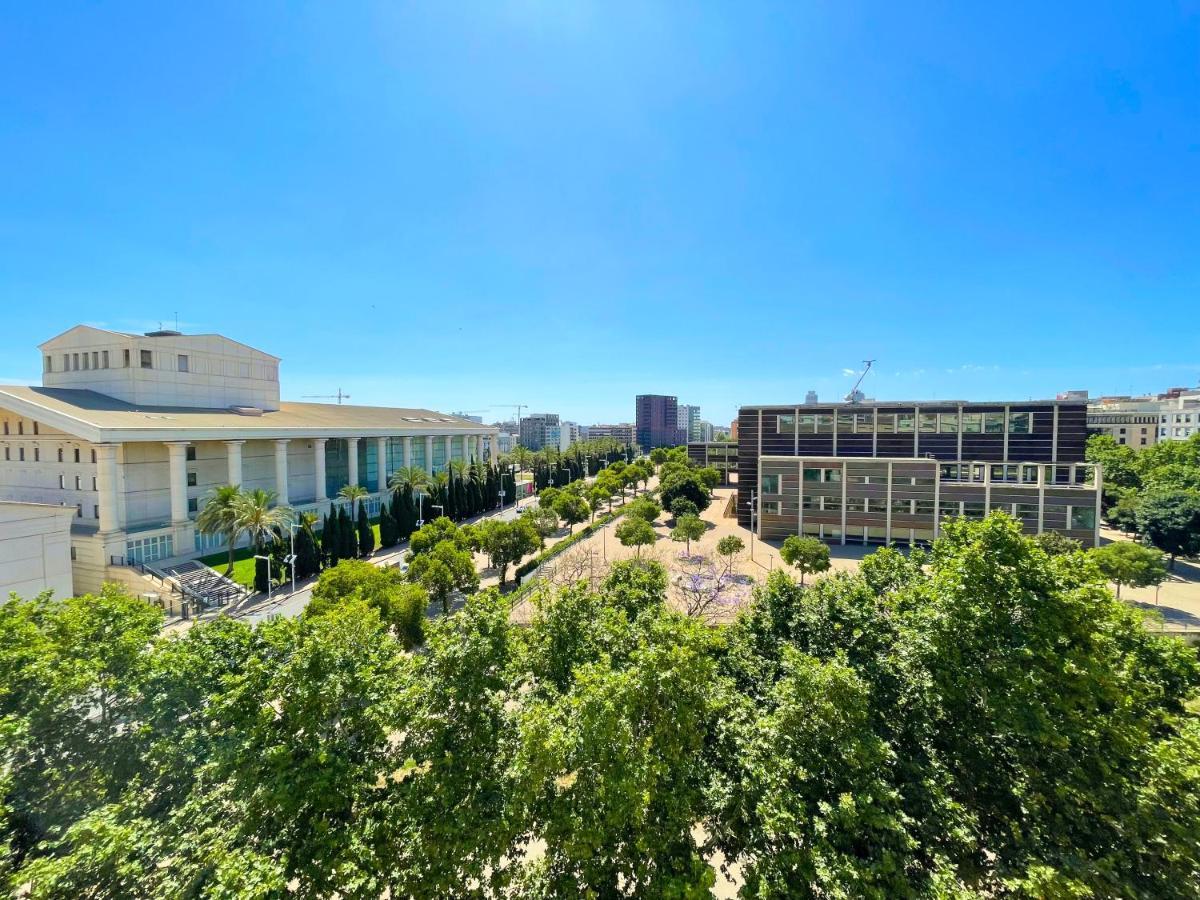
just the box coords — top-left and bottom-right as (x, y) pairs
(1, 2), (1197, 427)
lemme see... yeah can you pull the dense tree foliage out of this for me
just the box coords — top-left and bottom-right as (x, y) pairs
(4, 514), (1199, 897)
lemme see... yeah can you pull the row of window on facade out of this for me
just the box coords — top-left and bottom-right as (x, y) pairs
(45, 349), (194, 373)
(776, 410), (1037, 436)
(3, 445), (97, 463)
(760, 497), (1096, 530)
(2, 419), (39, 435)
(761, 463), (1094, 493)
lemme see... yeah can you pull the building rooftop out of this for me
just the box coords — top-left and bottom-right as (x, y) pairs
(0, 385), (487, 444)
(740, 398), (1083, 411)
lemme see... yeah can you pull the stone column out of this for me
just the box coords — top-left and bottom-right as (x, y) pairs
(347, 437), (360, 489)
(443, 435), (452, 470)
(424, 435), (434, 475)
(95, 443), (121, 533)
(313, 439), (328, 501)
(491, 431), (501, 463)
(225, 440), (244, 487)
(376, 436), (389, 492)
(165, 442), (190, 524)
(274, 440), (290, 505)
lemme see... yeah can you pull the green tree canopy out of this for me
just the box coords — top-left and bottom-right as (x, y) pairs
(1090, 541), (1168, 597)
(615, 517), (657, 557)
(779, 535), (831, 586)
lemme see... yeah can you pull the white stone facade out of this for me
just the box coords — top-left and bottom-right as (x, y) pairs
(2, 325), (504, 596)
(0, 501), (75, 601)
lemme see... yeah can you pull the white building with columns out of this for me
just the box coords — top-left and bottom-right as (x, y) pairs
(0, 325), (501, 595)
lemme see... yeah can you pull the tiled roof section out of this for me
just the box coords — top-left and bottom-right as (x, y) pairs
(0, 385), (486, 439)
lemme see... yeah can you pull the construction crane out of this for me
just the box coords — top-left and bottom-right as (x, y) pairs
(845, 360), (875, 403)
(491, 404), (527, 447)
(302, 388), (351, 404)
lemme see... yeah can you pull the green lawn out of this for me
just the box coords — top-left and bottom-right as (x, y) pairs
(198, 523), (386, 591)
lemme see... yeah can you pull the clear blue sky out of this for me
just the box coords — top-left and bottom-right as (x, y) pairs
(2, 2), (1197, 427)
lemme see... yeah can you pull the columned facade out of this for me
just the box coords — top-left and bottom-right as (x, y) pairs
(225, 440), (244, 486)
(403, 435), (413, 470)
(165, 442), (190, 524)
(274, 439), (290, 504)
(347, 437), (359, 489)
(424, 435), (434, 475)
(95, 443), (121, 534)
(313, 439), (327, 501)
(443, 435), (452, 471)
(376, 436), (389, 492)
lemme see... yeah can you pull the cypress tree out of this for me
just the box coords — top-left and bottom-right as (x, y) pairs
(338, 505), (355, 559)
(357, 501), (375, 557)
(295, 525), (320, 578)
(323, 510), (340, 568)
(379, 504), (396, 549)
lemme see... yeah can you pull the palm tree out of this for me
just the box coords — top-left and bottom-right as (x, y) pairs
(447, 458), (469, 480)
(388, 466), (429, 494)
(195, 484), (245, 575)
(234, 488), (294, 555)
(339, 483), (369, 517)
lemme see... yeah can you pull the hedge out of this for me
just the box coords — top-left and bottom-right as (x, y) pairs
(512, 507), (627, 585)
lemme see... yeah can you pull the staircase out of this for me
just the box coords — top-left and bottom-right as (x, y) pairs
(158, 560), (249, 610)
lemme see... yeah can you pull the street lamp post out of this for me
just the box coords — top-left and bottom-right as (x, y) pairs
(286, 523), (299, 596)
(748, 488), (758, 561)
(254, 554), (273, 602)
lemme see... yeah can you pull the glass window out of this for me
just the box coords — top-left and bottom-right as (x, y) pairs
(962, 413), (982, 433)
(822, 496), (842, 511)
(92, 352), (99, 369)
(82, 353), (89, 370)
(940, 464), (959, 480)
(1021, 465), (1039, 484)
(43, 355), (52, 373)
(939, 500), (961, 518)
(867, 498), (887, 513)
(761, 474), (780, 494)
(897, 413), (915, 433)
(876, 413), (895, 433)
(1070, 506), (1096, 530)
(816, 414), (834, 433)
(963, 501), (986, 519)
(797, 414), (815, 432)
(845, 497), (865, 512)
(984, 413), (1004, 434)
(892, 499), (913, 514)
(1016, 503), (1038, 519)
(33, 448), (39, 462)
(914, 499), (935, 515)
(185, 446), (196, 461)
(837, 413), (854, 433)
(803, 467), (821, 482)
(63, 354), (70, 371)
(140, 349), (153, 368)
(187, 498), (198, 513)
(123, 349), (131, 367)
(939, 412), (959, 433)
(855, 412), (874, 433)
(1009, 411), (1031, 434)
(178, 354), (189, 373)
(763, 501), (783, 516)
(777, 414), (795, 434)
(74, 475), (81, 489)
(802, 495), (818, 509)
(823, 468), (842, 483)
(919, 413), (937, 433)
(187, 472), (198, 487)
(102, 350), (109, 368)
(18, 448), (24, 461)
(74, 449), (80, 463)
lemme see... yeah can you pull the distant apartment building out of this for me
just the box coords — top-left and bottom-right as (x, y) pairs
(587, 423), (635, 446)
(738, 398), (1101, 549)
(1086, 386), (1200, 446)
(696, 420), (715, 442)
(677, 404), (702, 442)
(452, 412), (484, 424)
(519, 413), (563, 452)
(636, 394), (686, 449)
(730, 419), (738, 441)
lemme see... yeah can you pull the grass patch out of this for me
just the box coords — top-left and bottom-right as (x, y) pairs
(198, 548), (257, 589)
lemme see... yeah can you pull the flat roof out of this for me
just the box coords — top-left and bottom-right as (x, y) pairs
(0, 385), (491, 444)
(740, 399), (1081, 411)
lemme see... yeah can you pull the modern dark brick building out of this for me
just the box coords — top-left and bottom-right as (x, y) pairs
(737, 399), (1101, 547)
(636, 394), (685, 450)
(687, 440), (737, 485)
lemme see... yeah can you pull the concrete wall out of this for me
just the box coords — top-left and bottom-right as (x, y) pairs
(41, 327), (280, 411)
(0, 502), (75, 601)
